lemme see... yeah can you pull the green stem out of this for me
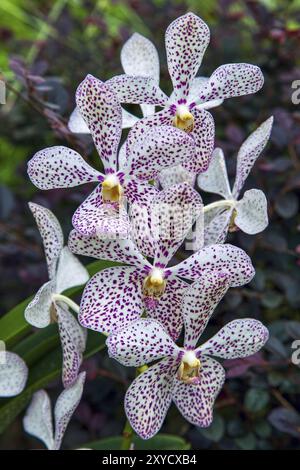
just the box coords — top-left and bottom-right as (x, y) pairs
(121, 419), (134, 450)
(52, 294), (80, 314)
(120, 365), (149, 450)
(203, 199), (235, 213)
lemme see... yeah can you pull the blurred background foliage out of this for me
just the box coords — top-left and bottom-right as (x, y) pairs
(0, 0), (300, 450)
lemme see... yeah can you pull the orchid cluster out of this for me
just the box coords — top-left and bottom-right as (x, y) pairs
(0, 13), (273, 448)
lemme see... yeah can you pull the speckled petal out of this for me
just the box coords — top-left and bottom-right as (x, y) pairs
(182, 272), (230, 349)
(165, 13), (210, 101)
(69, 106), (138, 132)
(197, 63), (264, 106)
(172, 356), (225, 428)
(232, 117), (273, 198)
(125, 358), (178, 439)
(121, 32), (159, 118)
(76, 75), (121, 172)
(122, 108), (140, 128)
(153, 183), (203, 267)
(72, 184), (130, 238)
(28, 146), (100, 190)
(28, 202), (64, 279)
(184, 108), (215, 174)
(68, 106), (90, 134)
(24, 280), (55, 328)
(159, 165), (196, 190)
(187, 77), (224, 109)
(127, 126), (196, 180)
(56, 303), (87, 388)
(126, 179), (159, 258)
(68, 229), (149, 270)
(147, 277), (188, 341)
(79, 267), (143, 334)
(169, 243), (255, 287)
(126, 109), (173, 156)
(107, 318), (180, 367)
(0, 352), (28, 398)
(203, 208), (232, 246)
(197, 319), (269, 359)
(55, 246), (89, 294)
(198, 148), (232, 199)
(106, 74), (167, 107)
(125, 177), (159, 205)
(53, 372), (86, 450)
(235, 189), (268, 234)
(23, 390), (54, 449)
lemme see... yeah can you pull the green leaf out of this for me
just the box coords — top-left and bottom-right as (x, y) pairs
(82, 434), (190, 450)
(244, 388), (270, 413)
(235, 432), (257, 450)
(198, 413), (225, 442)
(12, 324), (59, 367)
(0, 330), (106, 434)
(0, 259), (120, 348)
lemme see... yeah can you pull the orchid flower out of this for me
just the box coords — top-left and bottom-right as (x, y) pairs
(24, 203), (89, 387)
(23, 372), (85, 450)
(106, 275), (269, 440)
(106, 13), (263, 159)
(28, 75), (197, 237)
(68, 182), (255, 341)
(198, 117), (273, 245)
(69, 33), (160, 133)
(0, 352), (28, 397)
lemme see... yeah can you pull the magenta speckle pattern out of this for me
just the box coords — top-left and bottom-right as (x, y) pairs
(106, 74), (168, 106)
(56, 303), (86, 388)
(76, 75), (122, 173)
(107, 319), (179, 367)
(28, 202), (63, 279)
(127, 126), (196, 181)
(79, 267), (143, 334)
(197, 318), (269, 359)
(199, 63), (264, 105)
(147, 277), (188, 341)
(170, 243), (255, 287)
(68, 230), (148, 270)
(165, 12), (210, 100)
(153, 183), (203, 267)
(186, 108), (215, 174)
(72, 184), (130, 237)
(27, 146), (101, 190)
(125, 358), (178, 440)
(232, 117), (273, 198)
(182, 272), (229, 349)
(172, 356), (225, 428)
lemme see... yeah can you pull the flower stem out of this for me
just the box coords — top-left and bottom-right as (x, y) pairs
(120, 365), (149, 450)
(203, 199), (235, 213)
(52, 294), (80, 314)
(121, 419), (134, 450)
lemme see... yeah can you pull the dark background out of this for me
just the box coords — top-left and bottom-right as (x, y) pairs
(0, 0), (300, 450)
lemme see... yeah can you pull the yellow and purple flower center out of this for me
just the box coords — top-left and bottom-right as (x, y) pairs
(177, 351), (201, 384)
(142, 268), (167, 300)
(101, 174), (124, 203)
(173, 105), (195, 133)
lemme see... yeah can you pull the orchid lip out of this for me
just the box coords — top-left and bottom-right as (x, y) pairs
(101, 174), (124, 203)
(177, 350), (201, 384)
(142, 268), (167, 299)
(173, 105), (195, 132)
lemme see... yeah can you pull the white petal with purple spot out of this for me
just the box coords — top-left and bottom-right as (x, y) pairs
(197, 318), (269, 359)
